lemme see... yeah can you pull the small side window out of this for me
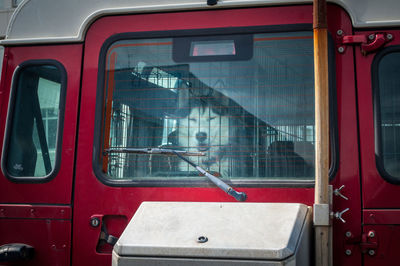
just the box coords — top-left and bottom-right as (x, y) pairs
(2, 62), (66, 181)
(374, 48), (400, 183)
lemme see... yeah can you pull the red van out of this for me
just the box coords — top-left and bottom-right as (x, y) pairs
(0, 0), (400, 265)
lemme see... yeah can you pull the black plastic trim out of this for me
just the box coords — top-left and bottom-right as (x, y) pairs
(1, 60), (67, 183)
(372, 45), (400, 184)
(173, 34), (253, 62)
(328, 33), (339, 180)
(93, 24), (339, 188)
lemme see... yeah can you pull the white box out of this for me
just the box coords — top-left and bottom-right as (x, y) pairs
(113, 202), (311, 266)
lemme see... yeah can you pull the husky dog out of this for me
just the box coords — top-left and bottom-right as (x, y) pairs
(177, 103), (231, 176)
(177, 106), (230, 176)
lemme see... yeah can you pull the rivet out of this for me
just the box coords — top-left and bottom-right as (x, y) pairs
(345, 231), (352, 238)
(368, 231), (375, 238)
(336, 29), (344, 36)
(338, 47), (345, 53)
(368, 250), (376, 256)
(387, 34), (393, 40)
(345, 249), (352, 256)
(368, 34), (375, 41)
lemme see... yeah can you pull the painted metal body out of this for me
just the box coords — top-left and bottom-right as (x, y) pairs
(0, 1), (399, 266)
(2, 0), (400, 45)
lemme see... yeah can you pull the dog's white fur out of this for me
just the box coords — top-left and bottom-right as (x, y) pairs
(177, 106), (230, 176)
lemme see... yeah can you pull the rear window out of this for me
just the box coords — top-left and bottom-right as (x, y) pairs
(97, 29), (322, 184)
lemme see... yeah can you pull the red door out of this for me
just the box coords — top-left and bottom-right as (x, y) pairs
(0, 45), (82, 265)
(356, 29), (400, 265)
(72, 4), (361, 266)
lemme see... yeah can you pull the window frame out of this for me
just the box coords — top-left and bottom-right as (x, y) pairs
(1, 60), (67, 183)
(373, 45), (400, 184)
(93, 24), (339, 188)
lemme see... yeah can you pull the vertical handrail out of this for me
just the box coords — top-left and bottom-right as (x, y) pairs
(313, 0), (331, 265)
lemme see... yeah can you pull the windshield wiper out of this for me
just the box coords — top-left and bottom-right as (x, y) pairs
(105, 147), (247, 202)
(171, 150), (247, 202)
(105, 147), (205, 156)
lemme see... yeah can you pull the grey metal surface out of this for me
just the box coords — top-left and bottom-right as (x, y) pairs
(114, 202), (310, 261)
(0, 7), (15, 38)
(112, 251), (297, 266)
(2, 0), (400, 45)
(313, 203), (330, 226)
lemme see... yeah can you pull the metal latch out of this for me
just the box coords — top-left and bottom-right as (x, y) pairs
(331, 208), (349, 223)
(338, 32), (393, 55)
(333, 185), (348, 200)
(100, 222), (118, 246)
(345, 230), (378, 256)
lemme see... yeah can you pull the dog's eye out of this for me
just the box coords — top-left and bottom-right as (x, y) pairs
(208, 116), (217, 121)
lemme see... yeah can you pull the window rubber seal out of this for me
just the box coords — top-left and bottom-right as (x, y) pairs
(93, 24), (339, 188)
(1, 59), (67, 183)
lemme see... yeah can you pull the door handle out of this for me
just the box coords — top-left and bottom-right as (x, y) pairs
(0, 243), (34, 262)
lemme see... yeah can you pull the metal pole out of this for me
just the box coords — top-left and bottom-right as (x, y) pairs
(313, 0), (331, 265)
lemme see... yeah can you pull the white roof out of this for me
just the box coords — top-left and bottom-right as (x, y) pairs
(3, 0), (400, 45)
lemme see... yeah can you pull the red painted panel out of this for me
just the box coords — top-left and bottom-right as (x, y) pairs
(0, 218), (71, 266)
(364, 209), (400, 225)
(0, 204), (71, 219)
(356, 30), (400, 208)
(0, 47), (10, 115)
(354, 27), (400, 266)
(363, 225), (400, 266)
(327, 5), (363, 266)
(73, 6), (321, 266)
(0, 44), (82, 204)
(71, 5), (361, 266)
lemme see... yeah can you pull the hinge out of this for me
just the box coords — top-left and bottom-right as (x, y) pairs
(337, 32), (393, 55)
(344, 230), (378, 256)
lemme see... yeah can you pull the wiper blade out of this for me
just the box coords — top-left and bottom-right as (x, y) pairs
(172, 151), (247, 202)
(105, 147), (205, 156)
(104, 147), (247, 202)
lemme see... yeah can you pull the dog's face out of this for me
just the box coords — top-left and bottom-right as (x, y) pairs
(178, 106), (229, 152)
(174, 102), (255, 177)
(176, 106), (230, 174)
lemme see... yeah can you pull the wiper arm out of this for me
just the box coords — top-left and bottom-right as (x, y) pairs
(105, 147), (247, 202)
(105, 147), (205, 156)
(172, 151), (247, 202)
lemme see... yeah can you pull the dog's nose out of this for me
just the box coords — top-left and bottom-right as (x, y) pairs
(196, 132), (207, 142)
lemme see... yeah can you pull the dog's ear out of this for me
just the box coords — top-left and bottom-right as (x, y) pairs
(214, 96), (230, 116)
